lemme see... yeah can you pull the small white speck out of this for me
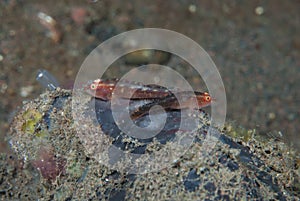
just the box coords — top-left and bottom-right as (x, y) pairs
(9, 30), (16, 36)
(37, 12), (55, 24)
(255, 6), (264, 15)
(37, 72), (43, 78)
(94, 79), (101, 83)
(188, 4), (197, 13)
(267, 112), (276, 120)
(0, 82), (7, 93)
(20, 85), (34, 97)
(0, 54), (3, 62)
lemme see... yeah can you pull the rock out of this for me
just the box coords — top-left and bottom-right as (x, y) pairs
(71, 7), (88, 25)
(124, 50), (171, 65)
(3, 89), (300, 200)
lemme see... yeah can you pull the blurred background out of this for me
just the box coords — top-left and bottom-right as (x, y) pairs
(0, 0), (299, 151)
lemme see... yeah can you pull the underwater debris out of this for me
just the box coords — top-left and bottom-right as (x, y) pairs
(36, 69), (60, 91)
(37, 11), (62, 43)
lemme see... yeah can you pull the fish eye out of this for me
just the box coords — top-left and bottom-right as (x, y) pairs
(90, 84), (97, 90)
(205, 96), (211, 101)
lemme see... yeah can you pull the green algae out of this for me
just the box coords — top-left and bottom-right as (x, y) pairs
(21, 109), (43, 134)
(66, 160), (85, 179)
(35, 130), (49, 138)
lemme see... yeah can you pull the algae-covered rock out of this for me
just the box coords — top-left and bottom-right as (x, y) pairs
(2, 89), (300, 200)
